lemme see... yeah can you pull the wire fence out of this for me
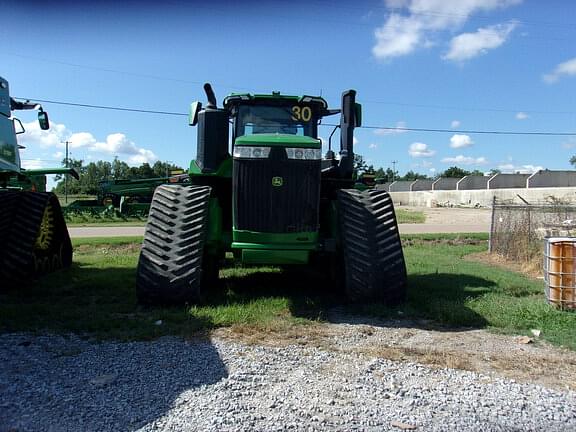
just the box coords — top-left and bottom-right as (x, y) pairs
(489, 197), (576, 263)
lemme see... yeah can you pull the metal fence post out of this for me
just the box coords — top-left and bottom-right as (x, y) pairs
(489, 195), (496, 253)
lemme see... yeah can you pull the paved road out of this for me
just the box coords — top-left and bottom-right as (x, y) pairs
(68, 223), (489, 238)
(68, 226), (146, 238)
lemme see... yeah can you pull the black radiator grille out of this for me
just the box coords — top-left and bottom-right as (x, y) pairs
(233, 148), (321, 233)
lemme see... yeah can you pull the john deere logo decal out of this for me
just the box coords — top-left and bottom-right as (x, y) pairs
(272, 176), (283, 187)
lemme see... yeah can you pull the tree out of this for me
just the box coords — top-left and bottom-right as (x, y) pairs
(441, 166), (470, 178)
(469, 169), (486, 177)
(152, 160), (183, 177)
(52, 159), (184, 195)
(112, 157), (130, 179)
(374, 167), (398, 183)
(400, 170), (428, 181)
(353, 154), (369, 177)
(570, 155), (576, 167)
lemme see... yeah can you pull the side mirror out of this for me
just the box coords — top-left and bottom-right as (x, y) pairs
(354, 103), (362, 127)
(38, 110), (50, 130)
(189, 101), (202, 126)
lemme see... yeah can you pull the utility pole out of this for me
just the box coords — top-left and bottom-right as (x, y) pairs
(62, 141), (71, 203)
(391, 160), (398, 182)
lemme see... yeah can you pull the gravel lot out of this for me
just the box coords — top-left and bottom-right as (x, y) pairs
(1, 326), (575, 432)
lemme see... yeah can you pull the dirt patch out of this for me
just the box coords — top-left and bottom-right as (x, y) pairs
(465, 251), (542, 280)
(401, 207), (492, 226)
(214, 319), (576, 391)
(403, 238), (486, 247)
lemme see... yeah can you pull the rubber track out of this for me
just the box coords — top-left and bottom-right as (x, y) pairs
(337, 188), (407, 303)
(136, 184), (212, 304)
(0, 191), (72, 286)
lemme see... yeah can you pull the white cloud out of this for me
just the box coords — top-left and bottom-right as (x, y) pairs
(441, 155), (488, 165)
(373, 15), (423, 59)
(53, 151), (64, 158)
(444, 21), (517, 62)
(19, 121), (157, 165)
(18, 121), (68, 149)
(373, 121), (408, 135)
(515, 112), (529, 120)
(543, 57), (576, 83)
(372, 0), (522, 60)
(497, 163), (543, 173)
(369, 143), (378, 149)
(21, 158), (47, 170)
(409, 142), (436, 157)
(353, 136), (358, 145)
(451, 120), (461, 128)
(450, 134), (474, 149)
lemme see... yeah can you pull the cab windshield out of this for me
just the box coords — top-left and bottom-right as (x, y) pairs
(235, 105), (316, 138)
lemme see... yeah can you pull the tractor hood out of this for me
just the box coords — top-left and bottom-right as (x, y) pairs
(235, 134), (321, 149)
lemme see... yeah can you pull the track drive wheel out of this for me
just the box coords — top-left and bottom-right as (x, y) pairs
(0, 192), (73, 286)
(337, 188), (407, 304)
(136, 184), (215, 304)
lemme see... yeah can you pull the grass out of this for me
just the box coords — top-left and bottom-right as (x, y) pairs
(1, 234), (574, 350)
(63, 211), (148, 226)
(396, 208), (426, 224)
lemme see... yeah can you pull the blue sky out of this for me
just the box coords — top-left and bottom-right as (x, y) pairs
(3, 0), (576, 184)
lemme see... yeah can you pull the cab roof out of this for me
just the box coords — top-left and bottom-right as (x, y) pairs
(223, 92), (328, 110)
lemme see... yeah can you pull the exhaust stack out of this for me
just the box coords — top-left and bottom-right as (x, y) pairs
(195, 83), (230, 173)
(339, 89), (357, 179)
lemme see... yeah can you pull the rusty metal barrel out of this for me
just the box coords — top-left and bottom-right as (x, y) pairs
(544, 237), (576, 310)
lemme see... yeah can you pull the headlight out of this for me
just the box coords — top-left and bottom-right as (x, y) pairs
(233, 146), (271, 159)
(285, 147), (321, 160)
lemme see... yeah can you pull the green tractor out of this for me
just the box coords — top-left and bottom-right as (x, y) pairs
(136, 84), (407, 304)
(0, 76), (74, 285)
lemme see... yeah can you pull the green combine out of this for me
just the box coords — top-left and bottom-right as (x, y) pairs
(98, 176), (182, 207)
(0, 76), (75, 285)
(136, 84), (407, 304)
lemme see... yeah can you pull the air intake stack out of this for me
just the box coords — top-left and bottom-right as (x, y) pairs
(195, 83), (229, 173)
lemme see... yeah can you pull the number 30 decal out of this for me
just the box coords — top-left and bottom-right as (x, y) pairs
(291, 106), (312, 122)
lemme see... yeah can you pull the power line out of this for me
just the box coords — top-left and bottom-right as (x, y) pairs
(16, 96), (576, 137)
(16, 97), (188, 117)
(323, 123), (576, 137)
(9, 52), (576, 115)
(361, 99), (576, 115)
(6, 53), (254, 93)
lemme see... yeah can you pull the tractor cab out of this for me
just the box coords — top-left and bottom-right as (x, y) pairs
(225, 93), (327, 140)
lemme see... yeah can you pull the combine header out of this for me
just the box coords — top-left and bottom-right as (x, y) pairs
(0, 76), (74, 285)
(136, 84), (407, 304)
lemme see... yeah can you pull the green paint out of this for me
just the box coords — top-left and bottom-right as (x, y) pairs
(241, 249), (309, 265)
(189, 156), (232, 177)
(235, 134), (321, 148)
(233, 230), (318, 249)
(272, 176), (283, 187)
(205, 198), (223, 256)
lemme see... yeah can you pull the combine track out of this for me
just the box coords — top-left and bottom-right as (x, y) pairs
(0, 191), (72, 286)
